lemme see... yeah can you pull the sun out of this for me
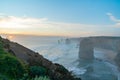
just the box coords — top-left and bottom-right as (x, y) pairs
(7, 35), (14, 40)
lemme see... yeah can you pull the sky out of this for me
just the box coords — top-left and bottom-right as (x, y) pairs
(0, 0), (120, 37)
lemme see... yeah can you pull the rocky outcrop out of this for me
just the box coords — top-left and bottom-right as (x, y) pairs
(79, 36), (120, 68)
(79, 38), (94, 60)
(0, 37), (81, 80)
(114, 40), (120, 68)
(89, 37), (119, 51)
(65, 38), (71, 44)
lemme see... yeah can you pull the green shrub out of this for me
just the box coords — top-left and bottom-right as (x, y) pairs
(0, 53), (27, 79)
(0, 41), (5, 54)
(29, 66), (47, 77)
(19, 73), (29, 80)
(20, 76), (50, 80)
(0, 74), (9, 80)
(32, 76), (50, 80)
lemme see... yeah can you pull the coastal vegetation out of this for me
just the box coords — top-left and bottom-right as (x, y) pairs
(0, 37), (50, 80)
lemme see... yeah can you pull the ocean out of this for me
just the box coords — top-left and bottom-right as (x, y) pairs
(1, 34), (120, 80)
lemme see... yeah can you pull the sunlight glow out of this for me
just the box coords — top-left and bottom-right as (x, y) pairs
(7, 35), (14, 39)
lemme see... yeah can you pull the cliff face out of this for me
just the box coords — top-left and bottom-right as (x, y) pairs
(114, 40), (120, 69)
(79, 36), (120, 68)
(0, 36), (80, 80)
(89, 37), (120, 51)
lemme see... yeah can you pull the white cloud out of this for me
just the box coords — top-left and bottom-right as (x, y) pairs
(0, 14), (119, 37)
(107, 12), (120, 27)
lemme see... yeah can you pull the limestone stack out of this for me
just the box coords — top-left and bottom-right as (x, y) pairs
(79, 38), (94, 60)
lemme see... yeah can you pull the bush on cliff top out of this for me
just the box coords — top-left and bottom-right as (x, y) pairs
(29, 66), (47, 78)
(0, 53), (27, 79)
(32, 76), (50, 80)
(0, 40), (27, 79)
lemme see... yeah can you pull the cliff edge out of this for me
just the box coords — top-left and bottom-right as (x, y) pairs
(0, 36), (81, 80)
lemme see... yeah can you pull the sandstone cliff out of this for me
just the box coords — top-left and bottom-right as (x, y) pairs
(78, 36), (120, 69)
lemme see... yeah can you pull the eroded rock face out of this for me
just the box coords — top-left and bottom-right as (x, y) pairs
(114, 40), (120, 68)
(79, 38), (94, 60)
(115, 53), (120, 69)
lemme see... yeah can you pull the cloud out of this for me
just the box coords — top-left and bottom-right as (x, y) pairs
(107, 12), (120, 27)
(0, 14), (119, 37)
(0, 15), (48, 29)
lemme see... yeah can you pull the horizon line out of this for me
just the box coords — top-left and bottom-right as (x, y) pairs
(0, 33), (120, 38)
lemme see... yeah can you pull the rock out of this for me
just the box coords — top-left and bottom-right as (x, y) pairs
(79, 38), (94, 60)
(114, 40), (120, 68)
(65, 38), (71, 44)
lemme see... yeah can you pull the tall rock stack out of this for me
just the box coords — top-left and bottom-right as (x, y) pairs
(79, 38), (94, 60)
(114, 40), (120, 68)
(65, 38), (71, 44)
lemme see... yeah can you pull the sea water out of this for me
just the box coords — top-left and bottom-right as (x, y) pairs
(1, 35), (120, 80)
